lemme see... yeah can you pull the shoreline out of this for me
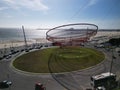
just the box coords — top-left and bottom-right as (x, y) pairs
(0, 31), (120, 49)
(0, 38), (49, 49)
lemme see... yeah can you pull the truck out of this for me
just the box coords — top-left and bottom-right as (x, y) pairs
(90, 72), (117, 90)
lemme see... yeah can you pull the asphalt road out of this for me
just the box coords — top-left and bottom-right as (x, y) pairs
(0, 50), (66, 90)
(48, 45), (120, 90)
(0, 46), (120, 90)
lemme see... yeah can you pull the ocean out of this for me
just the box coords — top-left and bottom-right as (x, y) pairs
(0, 28), (120, 42)
(0, 28), (120, 49)
(0, 28), (47, 42)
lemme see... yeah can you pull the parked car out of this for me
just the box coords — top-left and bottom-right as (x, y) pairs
(0, 56), (3, 60)
(118, 51), (120, 53)
(0, 80), (12, 88)
(96, 86), (105, 90)
(94, 44), (104, 48)
(25, 48), (29, 52)
(6, 55), (12, 59)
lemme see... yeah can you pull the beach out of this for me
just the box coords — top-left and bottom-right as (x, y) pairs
(0, 31), (120, 49)
(94, 30), (120, 38)
(0, 38), (49, 49)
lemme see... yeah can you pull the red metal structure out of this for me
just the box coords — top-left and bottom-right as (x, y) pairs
(46, 23), (98, 46)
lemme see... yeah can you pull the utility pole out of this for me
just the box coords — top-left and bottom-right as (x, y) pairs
(22, 26), (27, 49)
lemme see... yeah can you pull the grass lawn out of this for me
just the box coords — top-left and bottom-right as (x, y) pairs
(13, 46), (105, 73)
(113, 89), (120, 90)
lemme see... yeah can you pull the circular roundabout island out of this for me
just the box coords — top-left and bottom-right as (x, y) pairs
(13, 46), (105, 73)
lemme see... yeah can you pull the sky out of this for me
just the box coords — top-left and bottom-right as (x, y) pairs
(0, 0), (120, 29)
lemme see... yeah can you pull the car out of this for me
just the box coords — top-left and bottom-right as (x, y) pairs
(0, 80), (12, 88)
(0, 56), (3, 60)
(95, 44), (104, 48)
(118, 51), (120, 53)
(112, 55), (116, 59)
(25, 48), (29, 52)
(44, 45), (48, 47)
(6, 55), (12, 59)
(20, 49), (24, 52)
(35, 82), (46, 90)
(96, 86), (105, 90)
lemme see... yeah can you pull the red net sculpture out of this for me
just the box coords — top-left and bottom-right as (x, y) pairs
(46, 23), (98, 46)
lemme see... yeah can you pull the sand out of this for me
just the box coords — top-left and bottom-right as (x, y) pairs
(0, 31), (120, 49)
(0, 38), (49, 49)
(95, 31), (120, 38)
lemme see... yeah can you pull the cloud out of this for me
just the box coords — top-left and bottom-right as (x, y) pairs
(83, 0), (99, 9)
(88, 0), (99, 6)
(5, 15), (13, 18)
(2, 0), (49, 11)
(3, 0), (14, 4)
(0, 7), (8, 11)
(0, 11), (13, 18)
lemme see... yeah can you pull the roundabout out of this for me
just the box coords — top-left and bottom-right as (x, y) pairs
(1, 45), (120, 90)
(12, 46), (105, 73)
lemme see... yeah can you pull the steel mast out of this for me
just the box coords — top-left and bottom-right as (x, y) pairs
(22, 26), (27, 49)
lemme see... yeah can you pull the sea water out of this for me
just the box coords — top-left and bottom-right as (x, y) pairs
(0, 28), (120, 43)
(0, 28), (47, 42)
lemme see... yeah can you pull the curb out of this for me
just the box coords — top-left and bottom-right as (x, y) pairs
(9, 50), (51, 77)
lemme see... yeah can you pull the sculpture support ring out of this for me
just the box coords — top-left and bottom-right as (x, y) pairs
(46, 23), (98, 46)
